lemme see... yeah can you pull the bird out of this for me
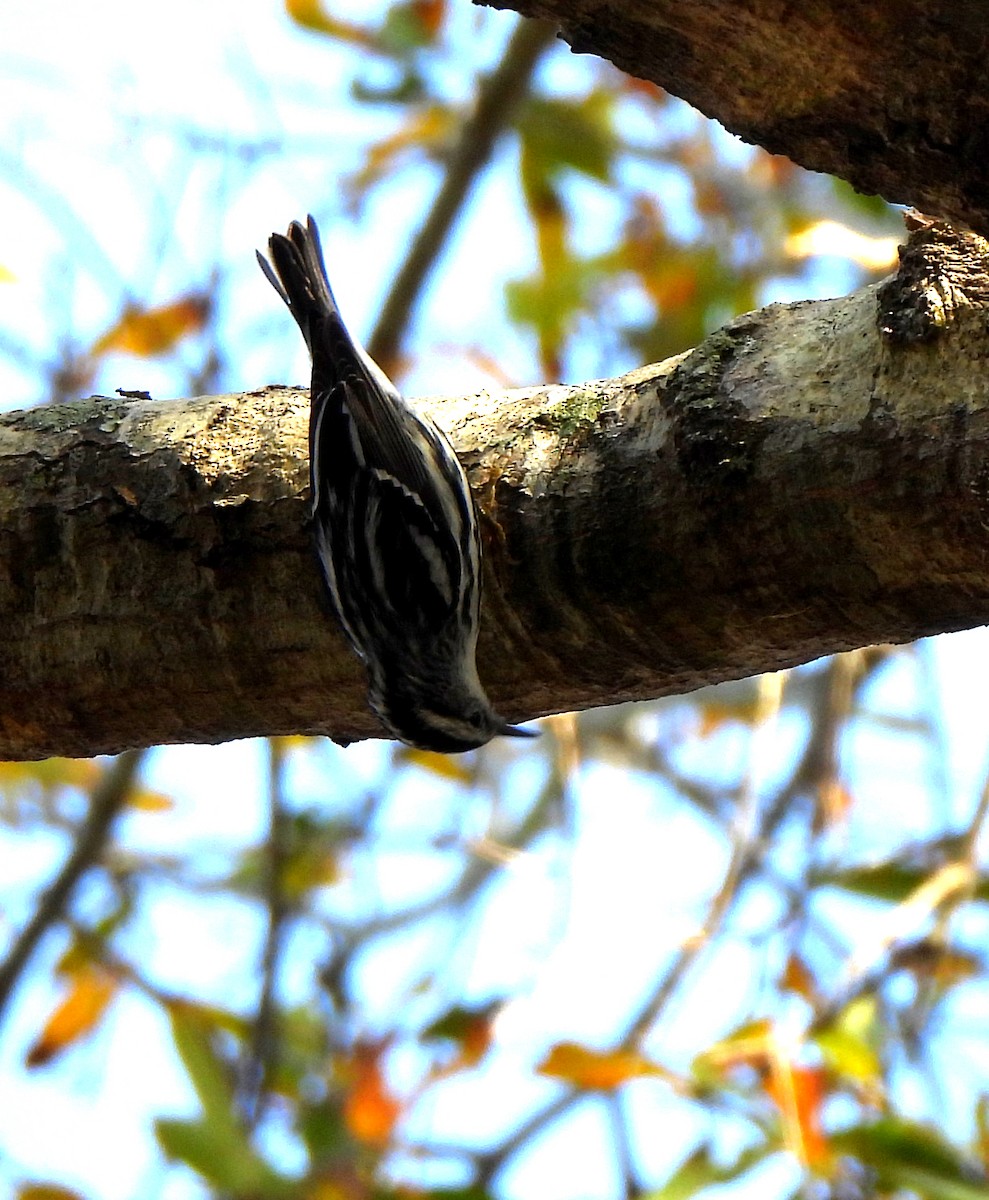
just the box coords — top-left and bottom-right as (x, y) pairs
(257, 216), (534, 753)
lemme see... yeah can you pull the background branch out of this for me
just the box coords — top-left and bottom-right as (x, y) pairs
(0, 750), (143, 1024)
(368, 16), (557, 372)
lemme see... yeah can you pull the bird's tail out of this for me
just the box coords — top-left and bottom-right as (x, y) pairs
(257, 216), (339, 358)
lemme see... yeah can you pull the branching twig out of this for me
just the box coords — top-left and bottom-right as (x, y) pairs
(0, 749), (143, 1025)
(622, 673), (785, 1047)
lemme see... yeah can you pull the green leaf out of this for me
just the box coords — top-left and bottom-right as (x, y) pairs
(298, 1099), (350, 1160)
(815, 862), (989, 903)
(167, 1003), (237, 1123)
(641, 1142), (772, 1200)
(813, 996), (882, 1086)
(828, 178), (901, 224)
(423, 1004), (495, 1042)
(834, 1118), (989, 1200)
(379, 0), (440, 54)
(155, 1118), (292, 1198)
(516, 94), (615, 183)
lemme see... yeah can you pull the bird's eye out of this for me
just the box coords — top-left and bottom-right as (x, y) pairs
(469, 711), (485, 729)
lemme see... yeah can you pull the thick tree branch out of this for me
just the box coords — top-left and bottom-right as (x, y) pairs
(4, 221), (989, 760)
(484, 1), (989, 237)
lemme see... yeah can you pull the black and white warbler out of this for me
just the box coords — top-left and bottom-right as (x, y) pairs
(258, 216), (532, 753)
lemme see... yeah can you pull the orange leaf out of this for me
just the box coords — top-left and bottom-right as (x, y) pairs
(92, 295), (210, 358)
(782, 954), (820, 1003)
(538, 1041), (665, 1090)
(412, 0), (446, 37)
(815, 778), (854, 831)
(26, 967), (118, 1068)
(765, 1062), (829, 1169)
(342, 1044), (401, 1146)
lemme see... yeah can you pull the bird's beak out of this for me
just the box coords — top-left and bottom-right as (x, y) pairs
(502, 722), (538, 739)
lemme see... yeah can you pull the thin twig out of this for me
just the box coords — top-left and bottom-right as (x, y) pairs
(0, 749), (143, 1025)
(241, 737), (291, 1128)
(623, 673), (786, 1047)
(606, 1091), (637, 1200)
(367, 17), (557, 373)
(476, 1092), (575, 1188)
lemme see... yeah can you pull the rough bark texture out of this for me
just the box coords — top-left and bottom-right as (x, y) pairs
(482, 0), (989, 237)
(4, 222), (989, 760)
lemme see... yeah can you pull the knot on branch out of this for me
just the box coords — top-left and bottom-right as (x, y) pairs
(877, 213), (989, 344)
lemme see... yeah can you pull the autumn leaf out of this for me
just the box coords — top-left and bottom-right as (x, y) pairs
(814, 996), (883, 1094)
(92, 295), (210, 358)
(398, 747), (473, 783)
(26, 966), (118, 1067)
(126, 786), (175, 812)
(764, 1062), (829, 1169)
(538, 1041), (666, 1090)
(0, 758), (101, 796)
(696, 1018), (774, 1076)
(342, 1043), (401, 1146)
(782, 954), (820, 1004)
(411, 0), (445, 38)
(17, 1186), (86, 1200)
(284, 0), (376, 44)
(815, 777), (854, 831)
(424, 1004), (498, 1070)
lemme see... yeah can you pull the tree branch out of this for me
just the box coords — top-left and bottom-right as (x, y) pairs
(481, 1), (989, 237)
(0, 750), (143, 1023)
(4, 221), (989, 760)
(368, 16), (557, 373)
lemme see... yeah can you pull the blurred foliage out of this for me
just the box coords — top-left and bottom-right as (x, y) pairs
(3, 2), (984, 1200)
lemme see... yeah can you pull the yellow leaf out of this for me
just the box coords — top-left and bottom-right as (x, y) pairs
(785, 220), (900, 271)
(284, 0), (376, 43)
(282, 847), (340, 897)
(0, 758), (100, 794)
(26, 967), (118, 1067)
(126, 786), (175, 812)
(92, 295), (210, 358)
(698, 1017), (774, 1071)
(346, 105), (454, 200)
(697, 696), (761, 737)
(398, 747), (473, 782)
(537, 1041), (665, 1090)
